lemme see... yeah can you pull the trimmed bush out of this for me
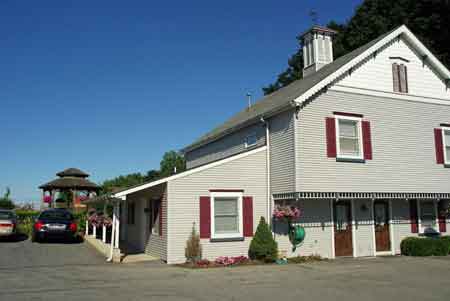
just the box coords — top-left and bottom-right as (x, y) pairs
(248, 217), (278, 262)
(401, 237), (450, 256)
(441, 236), (450, 254)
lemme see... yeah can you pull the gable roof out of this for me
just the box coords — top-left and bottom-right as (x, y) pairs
(56, 168), (89, 178)
(183, 25), (450, 153)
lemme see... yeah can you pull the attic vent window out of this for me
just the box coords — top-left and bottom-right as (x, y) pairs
(244, 133), (257, 148)
(392, 63), (408, 93)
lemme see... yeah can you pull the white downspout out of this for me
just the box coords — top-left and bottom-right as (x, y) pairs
(261, 117), (271, 224)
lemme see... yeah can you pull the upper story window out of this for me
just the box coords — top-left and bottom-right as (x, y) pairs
(211, 192), (243, 239)
(444, 128), (450, 164)
(336, 115), (364, 160)
(244, 133), (257, 148)
(326, 113), (372, 162)
(392, 63), (408, 93)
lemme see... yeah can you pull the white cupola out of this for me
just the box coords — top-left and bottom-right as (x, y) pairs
(301, 26), (337, 77)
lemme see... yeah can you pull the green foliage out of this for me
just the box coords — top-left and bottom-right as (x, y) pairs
(15, 210), (39, 221)
(248, 217), (278, 262)
(400, 237), (450, 256)
(263, 0), (450, 95)
(100, 150), (185, 194)
(0, 187), (15, 210)
(441, 236), (450, 254)
(185, 223), (202, 262)
(73, 212), (87, 234)
(17, 216), (35, 236)
(160, 151), (186, 177)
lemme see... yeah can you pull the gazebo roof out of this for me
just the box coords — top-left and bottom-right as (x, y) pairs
(56, 168), (89, 178)
(39, 177), (99, 190)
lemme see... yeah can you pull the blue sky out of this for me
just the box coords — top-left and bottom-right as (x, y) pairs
(0, 0), (362, 203)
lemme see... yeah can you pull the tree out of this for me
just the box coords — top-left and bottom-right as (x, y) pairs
(185, 223), (202, 262)
(0, 187), (15, 210)
(159, 151), (186, 177)
(99, 150), (185, 193)
(101, 173), (147, 194)
(248, 217), (278, 262)
(263, 0), (450, 95)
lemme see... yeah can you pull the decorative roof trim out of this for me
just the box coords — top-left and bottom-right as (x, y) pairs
(293, 25), (450, 106)
(273, 191), (450, 201)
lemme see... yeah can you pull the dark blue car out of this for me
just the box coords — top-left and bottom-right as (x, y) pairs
(32, 209), (77, 242)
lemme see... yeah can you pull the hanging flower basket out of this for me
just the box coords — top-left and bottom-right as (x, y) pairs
(43, 195), (52, 203)
(273, 205), (305, 252)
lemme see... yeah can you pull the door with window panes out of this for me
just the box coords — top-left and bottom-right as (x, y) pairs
(374, 201), (390, 252)
(334, 200), (353, 257)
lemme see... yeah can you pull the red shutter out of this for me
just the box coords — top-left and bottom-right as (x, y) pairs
(409, 200), (418, 233)
(158, 200), (163, 236)
(434, 128), (444, 164)
(199, 196), (211, 239)
(438, 201), (447, 233)
(243, 196), (253, 237)
(362, 120), (373, 160)
(326, 117), (337, 158)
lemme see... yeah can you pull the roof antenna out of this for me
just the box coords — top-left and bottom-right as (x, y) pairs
(309, 10), (318, 25)
(246, 92), (252, 109)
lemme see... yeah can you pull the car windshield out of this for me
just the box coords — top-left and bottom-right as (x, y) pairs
(0, 211), (15, 220)
(39, 211), (73, 220)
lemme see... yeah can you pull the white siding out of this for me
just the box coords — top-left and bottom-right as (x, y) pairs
(269, 110), (296, 194)
(338, 37), (450, 100)
(391, 200), (417, 254)
(144, 189), (167, 260)
(296, 89), (450, 192)
(167, 148), (267, 264)
(185, 123), (266, 169)
(274, 199), (333, 258)
(354, 199), (375, 257)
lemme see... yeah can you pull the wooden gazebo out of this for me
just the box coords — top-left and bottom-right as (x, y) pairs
(39, 168), (100, 211)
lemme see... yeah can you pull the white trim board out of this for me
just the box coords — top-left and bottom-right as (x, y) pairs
(294, 25), (450, 106)
(331, 85), (450, 106)
(114, 146), (267, 197)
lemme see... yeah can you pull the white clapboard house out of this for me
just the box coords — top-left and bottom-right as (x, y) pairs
(87, 25), (450, 263)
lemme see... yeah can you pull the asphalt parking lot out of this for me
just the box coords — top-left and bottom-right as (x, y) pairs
(1, 237), (450, 301)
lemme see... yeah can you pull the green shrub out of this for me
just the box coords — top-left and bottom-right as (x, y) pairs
(401, 237), (450, 256)
(185, 224), (202, 263)
(15, 210), (39, 221)
(73, 212), (87, 234)
(248, 217), (278, 262)
(440, 236), (450, 254)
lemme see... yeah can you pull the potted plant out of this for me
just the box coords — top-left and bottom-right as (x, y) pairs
(273, 205), (305, 251)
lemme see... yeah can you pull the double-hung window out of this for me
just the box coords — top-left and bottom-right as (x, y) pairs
(335, 115), (364, 160)
(211, 192), (243, 239)
(444, 128), (450, 165)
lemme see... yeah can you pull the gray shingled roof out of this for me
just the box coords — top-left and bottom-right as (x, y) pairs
(183, 27), (397, 152)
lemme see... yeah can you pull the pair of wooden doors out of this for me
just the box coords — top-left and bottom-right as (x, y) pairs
(334, 200), (391, 257)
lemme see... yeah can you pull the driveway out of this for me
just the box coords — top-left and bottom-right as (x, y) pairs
(1, 238), (450, 301)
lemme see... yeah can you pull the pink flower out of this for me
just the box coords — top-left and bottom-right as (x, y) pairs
(43, 195), (52, 203)
(273, 205), (302, 221)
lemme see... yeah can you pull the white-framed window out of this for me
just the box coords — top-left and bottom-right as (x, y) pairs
(418, 200), (438, 234)
(335, 115), (364, 160)
(244, 133), (258, 148)
(443, 127), (450, 165)
(210, 191), (243, 239)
